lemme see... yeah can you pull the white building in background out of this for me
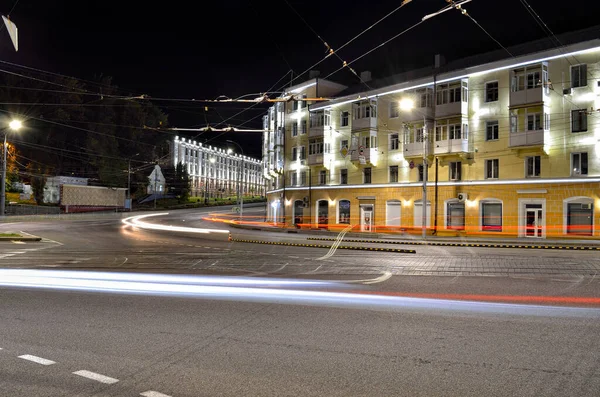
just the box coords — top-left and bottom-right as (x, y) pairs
(147, 165), (166, 194)
(171, 137), (266, 200)
(43, 176), (89, 204)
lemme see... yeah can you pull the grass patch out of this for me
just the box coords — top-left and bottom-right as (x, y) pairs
(0, 232), (22, 237)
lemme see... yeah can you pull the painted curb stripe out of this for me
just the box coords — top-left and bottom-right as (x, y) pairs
(304, 237), (599, 250)
(230, 239), (415, 253)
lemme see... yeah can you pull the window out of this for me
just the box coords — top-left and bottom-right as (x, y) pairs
(341, 111), (349, 127)
(363, 136), (377, 148)
(571, 64), (587, 88)
(435, 125), (447, 141)
(417, 164), (424, 182)
(292, 147), (298, 160)
(324, 110), (331, 126)
(448, 124), (462, 140)
(526, 71), (540, 89)
(364, 167), (372, 184)
(301, 119), (307, 134)
(449, 161), (461, 181)
(390, 102), (400, 118)
(291, 172), (298, 186)
(300, 146), (306, 160)
(419, 92), (431, 108)
(390, 133), (399, 150)
(481, 202), (502, 231)
(485, 81), (498, 102)
(389, 165), (398, 183)
(300, 94), (307, 108)
(300, 171), (307, 185)
(567, 202), (593, 235)
(340, 169), (348, 185)
(310, 111), (324, 128)
(341, 139), (348, 150)
(436, 84), (461, 105)
(447, 201), (465, 230)
(572, 109), (588, 132)
(510, 113), (518, 133)
(319, 170), (327, 185)
(572, 152), (588, 175)
(526, 156), (541, 177)
(308, 139), (324, 155)
(486, 120), (499, 140)
(339, 199), (351, 224)
(527, 113), (541, 130)
(486, 159), (499, 179)
(354, 101), (377, 119)
(292, 122), (298, 137)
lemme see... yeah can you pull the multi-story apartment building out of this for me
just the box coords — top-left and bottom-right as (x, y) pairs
(262, 73), (348, 222)
(172, 136), (265, 200)
(263, 27), (600, 239)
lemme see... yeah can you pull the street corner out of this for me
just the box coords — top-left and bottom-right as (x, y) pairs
(0, 231), (42, 242)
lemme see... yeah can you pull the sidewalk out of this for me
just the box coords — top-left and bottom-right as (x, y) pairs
(230, 222), (600, 249)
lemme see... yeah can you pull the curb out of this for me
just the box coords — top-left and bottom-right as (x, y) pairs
(306, 237), (600, 250)
(230, 238), (416, 254)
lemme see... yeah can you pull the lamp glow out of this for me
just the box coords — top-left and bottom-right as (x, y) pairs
(399, 98), (414, 111)
(9, 119), (22, 131)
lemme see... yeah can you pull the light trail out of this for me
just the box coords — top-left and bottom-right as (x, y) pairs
(1, 269), (599, 318)
(122, 213), (230, 240)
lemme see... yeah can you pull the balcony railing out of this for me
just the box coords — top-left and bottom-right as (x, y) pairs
(435, 101), (467, 118)
(308, 125), (325, 137)
(510, 86), (544, 107)
(509, 128), (545, 147)
(307, 153), (324, 165)
(434, 138), (469, 155)
(351, 117), (377, 131)
(403, 140), (431, 158)
(350, 146), (377, 163)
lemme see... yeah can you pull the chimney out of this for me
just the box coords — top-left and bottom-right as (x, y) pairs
(435, 54), (446, 69)
(360, 70), (372, 82)
(309, 70), (320, 79)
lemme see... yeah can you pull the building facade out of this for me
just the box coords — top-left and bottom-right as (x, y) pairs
(264, 33), (600, 239)
(172, 137), (265, 200)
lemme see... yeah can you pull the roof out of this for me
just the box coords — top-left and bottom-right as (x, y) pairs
(334, 24), (600, 98)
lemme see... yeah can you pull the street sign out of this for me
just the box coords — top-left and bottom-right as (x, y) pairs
(340, 146), (348, 157)
(2, 16), (18, 52)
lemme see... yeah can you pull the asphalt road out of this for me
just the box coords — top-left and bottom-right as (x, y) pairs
(1, 207), (600, 396)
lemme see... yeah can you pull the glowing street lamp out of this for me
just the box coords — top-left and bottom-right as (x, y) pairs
(1, 119), (23, 217)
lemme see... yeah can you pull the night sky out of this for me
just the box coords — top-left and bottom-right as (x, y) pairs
(2, 0), (600, 158)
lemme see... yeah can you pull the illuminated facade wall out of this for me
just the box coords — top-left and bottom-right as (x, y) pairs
(172, 137), (265, 200)
(265, 39), (600, 238)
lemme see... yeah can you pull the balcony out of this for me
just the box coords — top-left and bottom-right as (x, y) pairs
(404, 140), (432, 158)
(435, 101), (467, 119)
(509, 128), (545, 148)
(351, 117), (377, 132)
(274, 133), (283, 146)
(434, 138), (469, 155)
(401, 107), (434, 123)
(350, 146), (377, 164)
(308, 153), (324, 165)
(510, 86), (544, 107)
(309, 125), (325, 137)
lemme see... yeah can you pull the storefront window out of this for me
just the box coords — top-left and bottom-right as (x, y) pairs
(339, 200), (351, 224)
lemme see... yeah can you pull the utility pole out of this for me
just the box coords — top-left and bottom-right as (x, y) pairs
(153, 162), (158, 209)
(226, 140), (244, 219)
(422, 116), (428, 240)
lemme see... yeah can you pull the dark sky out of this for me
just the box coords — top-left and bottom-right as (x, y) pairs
(2, 0), (600, 158)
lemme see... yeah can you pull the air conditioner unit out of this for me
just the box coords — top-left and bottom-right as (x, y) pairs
(581, 203), (592, 210)
(457, 193), (467, 202)
(563, 87), (572, 95)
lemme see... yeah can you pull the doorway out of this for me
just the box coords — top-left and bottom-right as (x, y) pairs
(317, 200), (329, 229)
(519, 200), (545, 238)
(360, 204), (374, 232)
(293, 200), (304, 227)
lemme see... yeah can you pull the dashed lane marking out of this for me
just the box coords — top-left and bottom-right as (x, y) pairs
(18, 355), (56, 366)
(141, 392), (173, 397)
(73, 370), (119, 384)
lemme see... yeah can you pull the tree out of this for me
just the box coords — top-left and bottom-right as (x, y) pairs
(165, 162), (190, 202)
(27, 163), (46, 204)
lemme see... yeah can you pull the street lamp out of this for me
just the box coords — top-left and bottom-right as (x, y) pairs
(226, 140), (244, 219)
(1, 119), (22, 218)
(399, 98), (428, 239)
(127, 153), (140, 211)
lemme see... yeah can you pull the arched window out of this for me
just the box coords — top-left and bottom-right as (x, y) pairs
(338, 199), (351, 224)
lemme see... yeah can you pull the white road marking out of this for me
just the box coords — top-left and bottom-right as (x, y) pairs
(316, 224), (352, 260)
(18, 355), (56, 365)
(140, 391), (173, 397)
(73, 370), (119, 384)
(11, 241), (26, 244)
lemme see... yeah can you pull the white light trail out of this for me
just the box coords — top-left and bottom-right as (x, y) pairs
(122, 213), (230, 239)
(0, 270), (599, 318)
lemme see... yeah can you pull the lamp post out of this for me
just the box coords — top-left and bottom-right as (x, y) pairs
(226, 140), (244, 219)
(400, 99), (428, 239)
(127, 153), (140, 211)
(1, 119), (22, 218)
